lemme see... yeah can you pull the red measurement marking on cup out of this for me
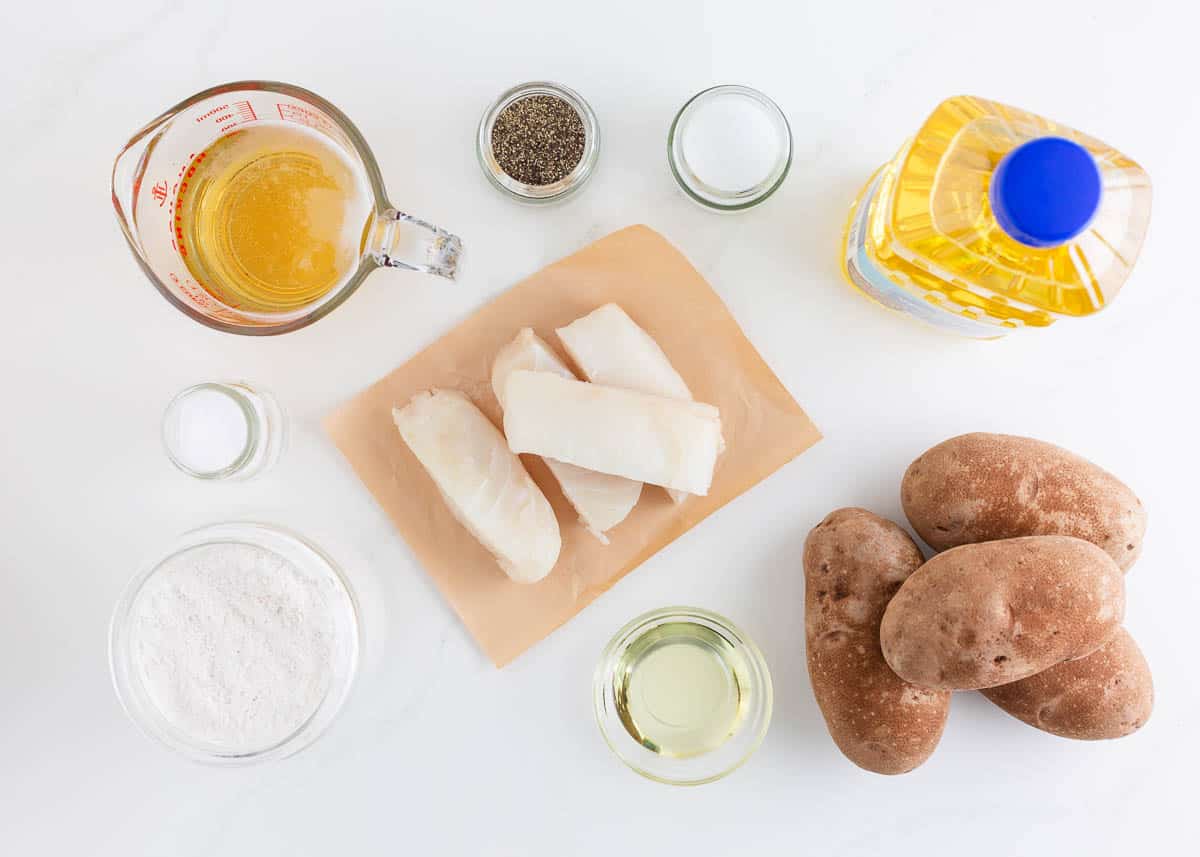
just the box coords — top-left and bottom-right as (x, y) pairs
(171, 273), (210, 308)
(169, 151), (207, 259)
(193, 104), (229, 124)
(193, 101), (258, 134)
(171, 273), (240, 320)
(151, 180), (169, 206)
(276, 102), (336, 134)
(233, 100), (257, 122)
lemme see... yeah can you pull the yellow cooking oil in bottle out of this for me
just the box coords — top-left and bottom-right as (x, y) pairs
(841, 96), (1151, 337)
(613, 621), (749, 758)
(174, 122), (373, 314)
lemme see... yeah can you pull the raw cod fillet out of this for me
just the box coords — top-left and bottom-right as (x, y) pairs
(492, 329), (642, 544)
(502, 370), (723, 496)
(556, 303), (701, 503)
(393, 389), (560, 584)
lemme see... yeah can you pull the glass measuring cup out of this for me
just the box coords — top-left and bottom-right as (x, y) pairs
(112, 81), (463, 336)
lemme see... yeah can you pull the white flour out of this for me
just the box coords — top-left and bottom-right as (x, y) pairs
(129, 541), (335, 752)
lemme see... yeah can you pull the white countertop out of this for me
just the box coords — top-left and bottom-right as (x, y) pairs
(3, 0), (1196, 853)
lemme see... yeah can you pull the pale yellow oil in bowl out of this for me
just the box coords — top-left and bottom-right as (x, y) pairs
(613, 622), (748, 759)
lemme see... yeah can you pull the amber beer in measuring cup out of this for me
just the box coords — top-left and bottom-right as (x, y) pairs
(112, 81), (462, 335)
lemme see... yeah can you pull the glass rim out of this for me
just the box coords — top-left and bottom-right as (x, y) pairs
(593, 605), (773, 786)
(112, 80), (388, 337)
(108, 521), (360, 765)
(667, 84), (793, 212)
(476, 80), (600, 204)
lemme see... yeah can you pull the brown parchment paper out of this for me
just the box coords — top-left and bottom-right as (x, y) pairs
(325, 225), (821, 666)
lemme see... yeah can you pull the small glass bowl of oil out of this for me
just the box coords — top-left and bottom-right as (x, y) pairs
(593, 606), (773, 786)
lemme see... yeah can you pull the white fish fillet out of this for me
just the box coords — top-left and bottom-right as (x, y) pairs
(492, 329), (642, 543)
(502, 370), (723, 496)
(393, 389), (560, 584)
(556, 303), (700, 503)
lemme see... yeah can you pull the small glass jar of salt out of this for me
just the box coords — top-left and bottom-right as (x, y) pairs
(161, 382), (285, 480)
(668, 85), (793, 211)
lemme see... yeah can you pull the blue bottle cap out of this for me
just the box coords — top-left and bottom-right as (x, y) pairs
(989, 137), (1102, 248)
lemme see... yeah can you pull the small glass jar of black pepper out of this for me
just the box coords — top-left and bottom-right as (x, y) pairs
(477, 81), (600, 204)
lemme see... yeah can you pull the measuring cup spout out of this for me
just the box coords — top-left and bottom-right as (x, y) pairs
(367, 209), (463, 280)
(112, 117), (166, 257)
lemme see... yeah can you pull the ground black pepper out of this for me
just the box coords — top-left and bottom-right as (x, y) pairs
(490, 95), (586, 186)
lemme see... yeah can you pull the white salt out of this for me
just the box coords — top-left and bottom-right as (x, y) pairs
(680, 91), (782, 193)
(163, 387), (249, 474)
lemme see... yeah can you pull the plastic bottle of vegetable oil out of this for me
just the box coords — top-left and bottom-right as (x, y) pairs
(841, 96), (1151, 338)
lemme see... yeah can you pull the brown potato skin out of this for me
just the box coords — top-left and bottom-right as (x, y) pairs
(901, 433), (1147, 572)
(880, 536), (1125, 691)
(804, 508), (951, 775)
(981, 628), (1153, 740)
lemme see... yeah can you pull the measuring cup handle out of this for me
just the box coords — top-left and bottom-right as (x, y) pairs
(368, 209), (463, 280)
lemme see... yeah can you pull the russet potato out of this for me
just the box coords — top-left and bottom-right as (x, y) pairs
(804, 508), (951, 774)
(901, 433), (1146, 572)
(880, 536), (1125, 691)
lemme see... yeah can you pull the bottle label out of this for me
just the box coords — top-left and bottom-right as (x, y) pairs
(844, 174), (1005, 339)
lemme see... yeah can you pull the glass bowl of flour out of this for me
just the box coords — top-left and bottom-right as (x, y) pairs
(109, 522), (360, 764)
